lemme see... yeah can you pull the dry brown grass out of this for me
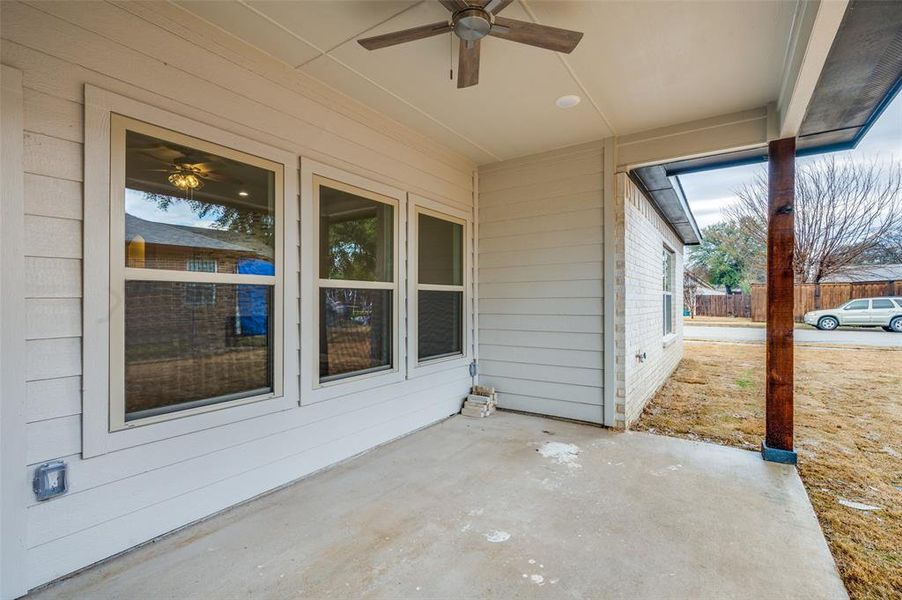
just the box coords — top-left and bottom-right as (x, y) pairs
(635, 340), (901, 599)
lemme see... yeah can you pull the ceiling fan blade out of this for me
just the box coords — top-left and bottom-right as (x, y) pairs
(483, 0), (514, 14)
(457, 39), (480, 89)
(202, 172), (242, 184)
(134, 151), (179, 166)
(439, 0), (470, 12)
(358, 21), (452, 50)
(490, 16), (583, 53)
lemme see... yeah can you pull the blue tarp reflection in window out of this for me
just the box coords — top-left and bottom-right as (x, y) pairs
(237, 258), (274, 336)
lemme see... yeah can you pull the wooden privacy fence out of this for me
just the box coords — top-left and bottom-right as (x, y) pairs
(694, 294), (751, 318)
(750, 280), (902, 322)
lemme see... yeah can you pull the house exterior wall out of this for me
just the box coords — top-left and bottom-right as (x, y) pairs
(614, 174), (684, 428)
(476, 143), (606, 424)
(0, 2), (475, 594)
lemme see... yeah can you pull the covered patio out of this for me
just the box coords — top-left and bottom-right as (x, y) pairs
(32, 412), (845, 599)
(3, 0), (901, 596)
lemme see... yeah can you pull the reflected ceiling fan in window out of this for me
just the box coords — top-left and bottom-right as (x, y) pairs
(357, 0), (583, 89)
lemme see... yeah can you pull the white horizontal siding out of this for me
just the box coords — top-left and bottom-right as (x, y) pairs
(24, 173), (82, 220)
(24, 257), (81, 298)
(477, 143), (604, 423)
(24, 215), (81, 259)
(26, 376), (468, 549)
(497, 393), (604, 424)
(2, 0), (477, 589)
(479, 329), (603, 352)
(26, 299), (80, 340)
(27, 389), (463, 585)
(479, 244), (603, 269)
(479, 345), (603, 369)
(26, 338), (80, 382)
(479, 261), (603, 284)
(480, 314), (603, 333)
(26, 377), (81, 423)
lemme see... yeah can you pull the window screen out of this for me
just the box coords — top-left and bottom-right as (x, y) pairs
(121, 125), (278, 421)
(318, 181), (394, 381)
(417, 213), (464, 361)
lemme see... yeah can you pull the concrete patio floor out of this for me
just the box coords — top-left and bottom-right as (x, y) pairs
(33, 411), (846, 599)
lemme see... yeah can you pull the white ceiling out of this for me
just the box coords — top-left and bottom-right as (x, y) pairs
(175, 0), (798, 164)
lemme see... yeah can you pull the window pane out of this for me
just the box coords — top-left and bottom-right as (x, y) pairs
(418, 214), (463, 285)
(845, 300), (869, 310)
(124, 130), (276, 273)
(872, 299), (894, 309)
(319, 185), (393, 282)
(320, 288), (392, 380)
(124, 281), (272, 420)
(662, 249), (674, 293)
(663, 294), (673, 334)
(419, 291), (463, 360)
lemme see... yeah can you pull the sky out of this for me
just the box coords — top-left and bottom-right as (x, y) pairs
(678, 90), (902, 231)
(126, 188), (221, 229)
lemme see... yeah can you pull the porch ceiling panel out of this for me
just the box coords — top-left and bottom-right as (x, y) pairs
(174, 0), (800, 164)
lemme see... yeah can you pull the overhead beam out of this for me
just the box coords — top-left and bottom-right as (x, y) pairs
(762, 137), (797, 465)
(616, 107), (770, 171)
(777, 0), (848, 139)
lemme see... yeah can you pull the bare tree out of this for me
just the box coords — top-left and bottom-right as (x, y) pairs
(727, 156), (902, 283)
(683, 276), (698, 319)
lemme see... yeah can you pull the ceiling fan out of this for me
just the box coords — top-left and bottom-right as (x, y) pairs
(357, 0), (583, 89)
(129, 142), (240, 192)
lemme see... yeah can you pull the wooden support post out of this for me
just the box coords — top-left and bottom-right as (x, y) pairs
(762, 137), (797, 464)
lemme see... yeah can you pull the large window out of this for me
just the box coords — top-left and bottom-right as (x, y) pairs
(316, 177), (396, 382)
(663, 247), (675, 336)
(110, 115), (282, 427)
(417, 211), (464, 361)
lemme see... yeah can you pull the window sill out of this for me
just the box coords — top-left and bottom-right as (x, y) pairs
(305, 367), (405, 405)
(663, 333), (678, 348)
(408, 353), (470, 379)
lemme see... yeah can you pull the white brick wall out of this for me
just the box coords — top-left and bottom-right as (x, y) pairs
(614, 174), (684, 427)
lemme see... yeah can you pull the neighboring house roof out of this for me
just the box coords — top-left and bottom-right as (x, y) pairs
(684, 270), (730, 295)
(685, 270), (715, 290)
(125, 213), (261, 254)
(820, 263), (902, 283)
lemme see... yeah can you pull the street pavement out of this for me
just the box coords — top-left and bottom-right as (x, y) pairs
(684, 325), (902, 347)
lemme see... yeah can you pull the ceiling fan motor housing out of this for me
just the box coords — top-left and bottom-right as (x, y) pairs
(453, 8), (492, 41)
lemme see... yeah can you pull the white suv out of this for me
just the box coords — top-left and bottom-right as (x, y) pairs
(804, 297), (902, 332)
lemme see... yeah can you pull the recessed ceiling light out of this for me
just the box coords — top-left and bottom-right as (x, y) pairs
(238, 191), (249, 197)
(555, 95), (581, 109)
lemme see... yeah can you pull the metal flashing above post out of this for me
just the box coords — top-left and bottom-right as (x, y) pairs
(763, 137), (796, 464)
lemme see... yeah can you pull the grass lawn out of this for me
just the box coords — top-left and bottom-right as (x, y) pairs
(635, 340), (901, 599)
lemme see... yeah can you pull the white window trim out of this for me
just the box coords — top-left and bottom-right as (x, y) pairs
(300, 160), (406, 404)
(83, 86), (299, 458)
(407, 195), (473, 378)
